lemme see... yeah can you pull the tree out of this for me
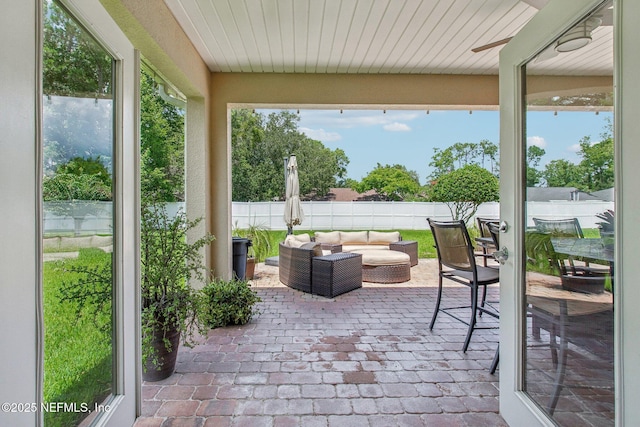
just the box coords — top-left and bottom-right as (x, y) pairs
(231, 109), (349, 201)
(354, 164), (422, 201)
(43, 173), (111, 202)
(57, 156), (112, 188)
(231, 109), (266, 202)
(429, 140), (499, 180)
(526, 145), (546, 187)
(43, 1), (112, 98)
(543, 159), (581, 188)
(576, 135), (614, 192)
(140, 71), (185, 201)
(430, 164), (499, 224)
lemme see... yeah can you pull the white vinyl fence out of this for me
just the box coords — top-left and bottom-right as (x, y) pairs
(232, 200), (614, 231)
(44, 200), (614, 235)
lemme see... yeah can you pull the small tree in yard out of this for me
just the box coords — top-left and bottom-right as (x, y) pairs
(430, 164), (499, 224)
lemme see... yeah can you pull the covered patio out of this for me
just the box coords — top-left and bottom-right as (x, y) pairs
(136, 256), (614, 426)
(4, 1), (638, 426)
(135, 259), (505, 426)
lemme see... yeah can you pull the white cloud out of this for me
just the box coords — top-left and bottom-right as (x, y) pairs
(299, 127), (342, 142)
(383, 122), (411, 132)
(568, 143), (581, 153)
(527, 135), (547, 148)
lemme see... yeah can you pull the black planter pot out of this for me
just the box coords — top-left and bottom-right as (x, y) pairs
(142, 326), (181, 382)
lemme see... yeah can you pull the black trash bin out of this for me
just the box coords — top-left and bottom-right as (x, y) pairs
(232, 237), (252, 280)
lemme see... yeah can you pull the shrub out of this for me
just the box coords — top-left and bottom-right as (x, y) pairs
(200, 278), (261, 329)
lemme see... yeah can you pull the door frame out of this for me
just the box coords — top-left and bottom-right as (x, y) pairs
(498, 0), (640, 425)
(59, 1), (140, 425)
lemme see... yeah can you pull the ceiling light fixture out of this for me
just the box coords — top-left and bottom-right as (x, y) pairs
(555, 17), (601, 53)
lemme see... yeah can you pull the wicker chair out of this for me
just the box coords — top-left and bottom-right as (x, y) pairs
(427, 218), (500, 353)
(278, 242), (316, 293)
(279, 242), (362, 297)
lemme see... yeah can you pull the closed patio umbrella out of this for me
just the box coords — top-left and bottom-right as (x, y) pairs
(283, 155), (304, 235)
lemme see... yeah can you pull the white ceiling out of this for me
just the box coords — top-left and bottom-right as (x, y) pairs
(164, 0), (613, 76)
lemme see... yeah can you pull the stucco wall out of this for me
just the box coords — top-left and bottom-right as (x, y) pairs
(101, 0), (209, 97)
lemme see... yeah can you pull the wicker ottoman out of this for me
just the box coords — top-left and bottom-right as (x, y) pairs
(389, 240), (418, 266)
(353, 249), (411, 283)
(311, 252), (363, 298)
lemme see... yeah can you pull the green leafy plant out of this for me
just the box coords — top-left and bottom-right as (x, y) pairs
(141, 197), (215, 372)
(233, 220), (272, 262)
(58, 251), (112, 333)
(525, 231), (563, 276)
(200, 278), (261, 329)
(596, 209), (615, 234)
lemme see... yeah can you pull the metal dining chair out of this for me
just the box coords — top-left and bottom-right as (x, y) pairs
(532, 217), (608, 276)
(427, 218), (500, 354)
(475, 217), (499, 267)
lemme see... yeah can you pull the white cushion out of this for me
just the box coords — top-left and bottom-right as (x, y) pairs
(292, 233), (311, 243)
(284, 235), (305, 248)
(301, 242), (323, 256)
(368, 231), (400, 244)
(314, 231), (341, 244)
(340, 231), (368, 244)
(342, 245), (389, 252)
(353, 249), (410, 266)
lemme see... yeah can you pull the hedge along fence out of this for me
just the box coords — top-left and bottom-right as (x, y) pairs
(44, 200), (614, 235)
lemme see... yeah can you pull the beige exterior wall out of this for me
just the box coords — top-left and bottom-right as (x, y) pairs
(102, 0), (213, 279)
(101, 0), (209, 97)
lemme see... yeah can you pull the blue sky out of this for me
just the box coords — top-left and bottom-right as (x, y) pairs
(258, 108), (613, 185)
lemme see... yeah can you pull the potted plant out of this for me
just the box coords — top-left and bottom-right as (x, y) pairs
(595, 209), (615, 251)
(200, 277), (262, 329)
(232, 221), (272, 280)
(141, 198), (215, 381)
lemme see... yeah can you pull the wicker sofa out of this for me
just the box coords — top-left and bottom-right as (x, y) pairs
(279, 231), (419, 291)
(314, 230), (418, 266)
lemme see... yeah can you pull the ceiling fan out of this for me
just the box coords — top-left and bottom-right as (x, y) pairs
(470, 0), (611, 54)
(470, 0), (546, 52)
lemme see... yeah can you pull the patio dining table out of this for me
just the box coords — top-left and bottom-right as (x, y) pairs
(526, 270), (613, 415)
(550, 237), (614, 292)
(550, 237), (614, 265)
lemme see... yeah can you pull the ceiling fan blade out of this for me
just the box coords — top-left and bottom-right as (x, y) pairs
(471, 37), (513, 53)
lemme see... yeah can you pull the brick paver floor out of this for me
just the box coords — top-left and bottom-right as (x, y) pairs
(135, 259), (506, 427)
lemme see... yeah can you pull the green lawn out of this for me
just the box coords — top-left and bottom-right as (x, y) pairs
(43, 249), (113, 427)
(260, 227), (601, 261)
